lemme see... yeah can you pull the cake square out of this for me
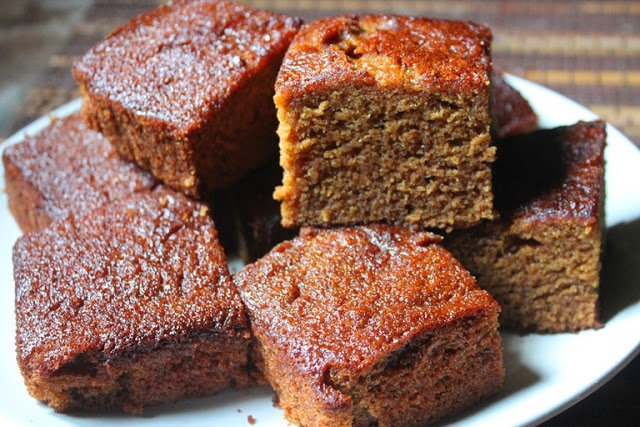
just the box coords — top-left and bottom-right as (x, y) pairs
(234, 225), (504, 426)
(2, 113), (157, 234)
(72, 0), (301, 197)
(444, 121), (606, 332)
(274, 15), (495, 230)
(13, 188), (252, 413)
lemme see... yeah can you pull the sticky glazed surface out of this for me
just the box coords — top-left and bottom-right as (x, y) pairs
(73, 0), (301, 134)
(235, 225), (502, 425)
(14, 188), (248, 377)
(2, 113), (157, 233)
(276, 14), (492, 100)
(495, 120), (606, 226)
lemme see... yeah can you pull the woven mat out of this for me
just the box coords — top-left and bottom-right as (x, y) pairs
(8, 0), (640, 148)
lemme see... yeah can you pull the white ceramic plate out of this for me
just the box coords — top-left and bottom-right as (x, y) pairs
(1, 75), (639, 426)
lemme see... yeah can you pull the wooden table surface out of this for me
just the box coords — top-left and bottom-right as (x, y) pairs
(2, 0), (639, 425)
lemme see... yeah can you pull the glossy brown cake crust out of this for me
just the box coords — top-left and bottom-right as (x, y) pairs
(495, 121), (605, 224)
(2, 113), (157, 234)
(73, 0), (301, 197)
(235, 225), (503, 426)
(445, 121), (606, 332)
(14, 188), (252, 413)
(276, 15), (492, 99)
(490, 70), (538, 139)
(274, 14), (495, 230)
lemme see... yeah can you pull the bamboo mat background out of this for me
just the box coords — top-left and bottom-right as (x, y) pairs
(2, 0), (639, 425)
(6, 0), (640, 148)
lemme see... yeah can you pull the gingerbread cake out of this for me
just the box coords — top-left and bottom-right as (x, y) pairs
(73, 0), (301, 197)
(14, 188), (253, 413)
(234, 225), (504, 426)
(444, 121), (606, 332)
(232, 159), (298, 263)
(490, 70), (538, 139)
(274, 14), (495, 230)
(2, 113), (157, 234)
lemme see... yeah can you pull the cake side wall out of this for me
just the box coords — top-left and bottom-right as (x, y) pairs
(2, 149), (51, 233)
(249, 331), (355, 427)
(445, 220), (602, 332)
(78, 90), (199, 197)
(21, 334), (252, 413)
(329, 309), (504, 426)
(192, 51), (285, 194)
(275, 85), (494, 229)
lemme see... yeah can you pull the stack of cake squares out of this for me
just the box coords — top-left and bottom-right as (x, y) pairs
(3, 0), (606, 425)
(236, 14), (506, 426)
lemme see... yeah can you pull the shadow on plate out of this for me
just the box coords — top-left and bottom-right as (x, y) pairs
(599, 218), (640, 322)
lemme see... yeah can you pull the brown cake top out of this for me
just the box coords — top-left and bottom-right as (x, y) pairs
(2, 113), (157, 225)
(275, 14), (491, 101)
(234, 225), (498, 403)
(14, 188), (248, 375)
(72, 0), (301, 133)
(494, 120), (607, 225)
